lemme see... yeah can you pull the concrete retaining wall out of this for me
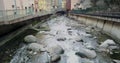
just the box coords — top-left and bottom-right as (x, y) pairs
(69, 14), (120, 43)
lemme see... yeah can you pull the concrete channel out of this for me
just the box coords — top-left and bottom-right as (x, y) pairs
(69, 14), (120, 43)
(0, 15), (120, 63)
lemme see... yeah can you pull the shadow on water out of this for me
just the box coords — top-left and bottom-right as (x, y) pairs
(0, 28), (38, 63)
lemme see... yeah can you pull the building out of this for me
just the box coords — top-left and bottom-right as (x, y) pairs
(66, 0), (71, 10)
(66, 0), (80, 10)
(0, 0), (66, 17)
(34, 0), (39, 12)
(38, 0), (52, 11)
(62, 0), (66, 9)
(71, 0), (79, 10)
(0, 0), (35, 16)
(0, 0), (34, 10)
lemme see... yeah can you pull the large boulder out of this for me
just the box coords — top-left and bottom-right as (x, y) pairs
(100, 39), (116, 48)
(75, 48), (96, 59)
(27, 43), (45, 52)
(46, 45), (64, 62)
(24, 35), (38, 43)
(99, 39), (118, 52)
(47, 45), (64, 54)
(51, 54), (61, 62)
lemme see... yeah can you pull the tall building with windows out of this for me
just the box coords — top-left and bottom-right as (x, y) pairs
(0, 0), (35, 16)
(0, 0), (34, 10)
(38, 0), (52, 11)
(66, 0), (71, 10)
(58, 0), (66, 9)
(62, 0), (66, 9)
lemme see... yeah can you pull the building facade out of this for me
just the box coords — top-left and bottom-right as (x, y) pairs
(66, 0), (71, 10)
(0, 0), (66, 17)
(71, 0), (79, 10)
(0, 0), (34, 10)
(0, 0), (35, 16)
(38, 0), (52, 11)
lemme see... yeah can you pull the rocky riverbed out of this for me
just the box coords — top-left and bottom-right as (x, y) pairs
(7, 16), (120, 63)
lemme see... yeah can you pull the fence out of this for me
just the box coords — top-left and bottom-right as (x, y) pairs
(0, 9), (33, 21)
(0, 9), (54, 22)
(0, 8), (66, 23)
(70, 10), (120, 19)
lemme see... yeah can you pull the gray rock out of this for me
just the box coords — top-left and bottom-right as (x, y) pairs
(46, 45), (64, 62)
(47, 45), (64, 54)
(113, 60), (120, 63)
(51, 54), (61, 62)
(100, 39), (116, 48)
(99, 39), (118, 52)
(57, 38), (66, 41)
(76, 49), (96, 59)
(75, 52), (88, 58)
(24, 35), (38, 43)
(27, 43), (45, 52)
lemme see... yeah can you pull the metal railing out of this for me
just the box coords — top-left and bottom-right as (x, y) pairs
(0, 8), (66, 23)
(0, 9), (32, 21)
(70, 10), (120, 19)
(0, 9), (54, 22)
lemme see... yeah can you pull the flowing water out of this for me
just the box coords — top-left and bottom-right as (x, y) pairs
(2, 16), (118, 63)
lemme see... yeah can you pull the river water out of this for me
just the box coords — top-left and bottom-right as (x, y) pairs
(2, 16), (119, 63)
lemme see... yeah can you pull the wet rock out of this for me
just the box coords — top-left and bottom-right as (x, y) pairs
(85, 26), (95, 33)
(47, 45), (64, 54)
(59, 55), (67, 63)
(86, 45), (95, 50)
(86, 31), (91, 34)
(46, 45), (64, 62)
(36, 31), (48, 41)
(99, 39), (118, 52)
(100, 39), (116, 48)
(34, 24), (50, 31)
(84, 43), (95, 50)
(51, 54), (61, 62)
(74, 36), (83, 42)
(57, 38), (66, 41)
(113, 60), (120, 63)
(27, 43), (45, 52)
(24, 35), (38, 43)
(76, 39), (84, 42)
(67, 28), (72, 30)
(68, 30), (72, 35)
(75, 49), (96, 59)
(75, 52), (88, 58)
(85, 27), (91, 33)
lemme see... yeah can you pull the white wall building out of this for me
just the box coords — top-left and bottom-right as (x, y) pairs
(0, 0), (34, 10)
(0, 0), (35, 16)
